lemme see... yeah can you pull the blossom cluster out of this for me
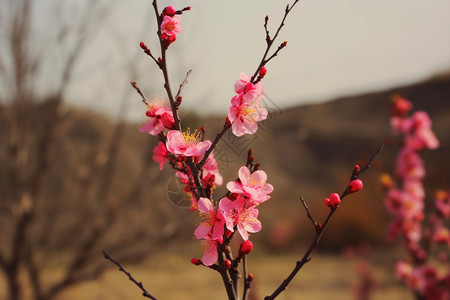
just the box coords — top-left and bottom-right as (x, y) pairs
(138, 7), (273, 266)
(228, 71), (268, 137)
(194, 165), (273, 266)
(382, 96), (449, 299)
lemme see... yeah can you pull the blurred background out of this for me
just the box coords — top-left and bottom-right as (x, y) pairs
(0, 0), (449, 299)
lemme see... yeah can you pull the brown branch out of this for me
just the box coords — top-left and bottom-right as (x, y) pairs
(251, 0), (300, 83)
(196, 121), (231, 169)
(131, 81), (147, 104)
(265, 145), (383, 300)
(300, 197), (321, 232)
(242, 256), (251, 300)
(103, 251), (158, 300)
(175, 69), (192, 100)
(152, 0), (181, 131)
(217, 246), (237, 300)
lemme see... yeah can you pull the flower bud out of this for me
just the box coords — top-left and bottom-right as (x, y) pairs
(140, 42), (147, 49)
(239, 240), (253, 256)
(191, 258), (202, 265)
(162, 6), (176, 16)
(248, 273), (254, 282)
(223, 259), (231, 269)
(259, 66), (267, 76)
(325, 193), (341, 208)
(347, 179), (363, 193)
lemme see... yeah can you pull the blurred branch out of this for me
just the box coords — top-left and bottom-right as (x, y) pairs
(103, 251), (158, 300)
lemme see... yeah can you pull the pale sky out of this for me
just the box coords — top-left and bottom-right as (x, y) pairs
(26, 0), (450, 120)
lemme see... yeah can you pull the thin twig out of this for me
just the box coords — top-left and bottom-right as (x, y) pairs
(103, 251), (158, 300)
(357, 143), (384, 177)
(175, 69), (192, 100)
(251, 0), (300, 83)
(265, 145), (383, 300)
(130, 81), (147, 104)
(242, 256), (250, 300)
(196, 122), (231, 169)
(300, 197), (320, 232)
(152, 0), (181, 131)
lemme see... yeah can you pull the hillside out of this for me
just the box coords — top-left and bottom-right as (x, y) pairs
(1, 74), (449, 254)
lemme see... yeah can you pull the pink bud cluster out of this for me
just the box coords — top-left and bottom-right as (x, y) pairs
(160, 6), (184, 48)
(324, 179), (363, 208)
(384, 97), (449, 299)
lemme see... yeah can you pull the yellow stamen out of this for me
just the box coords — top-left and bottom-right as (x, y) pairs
(182, 128), (202, 146)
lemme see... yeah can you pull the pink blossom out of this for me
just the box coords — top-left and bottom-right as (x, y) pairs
(234, 73), (263, 95)
(391, 95), (412, 117)
(161, 15), (182, 37)
(200, 152), (223, 187)
(228, 73), (267, 137)
(435, 190), (450, 218)
(194, 197), (225, 241)
(219, 196), (261, 240)
(166, 129), (212, 157)
(433, 224), (450, 245)
(201, 236), (220, 266)
(396, 261), (413, 280)
(139, 98), (174, 135)
(396, 147), (425, 179)
(152, 141), (168, 170)
(226, 166), (273, 204)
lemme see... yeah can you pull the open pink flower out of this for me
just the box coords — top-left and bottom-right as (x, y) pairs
(226, 166), (273, 204)
(228, 73), (267, 137)
(194, 197), (225, 241)
(201, 236), (220, 266)
(152, 141), (168, 170)
(166, 129), (212, 157)
(219, 196), (261, 240)
(161, 15), (182, 37)
(139, 98), (174, 135)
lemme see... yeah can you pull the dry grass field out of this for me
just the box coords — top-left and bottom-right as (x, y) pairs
(9, 248), (410, 300)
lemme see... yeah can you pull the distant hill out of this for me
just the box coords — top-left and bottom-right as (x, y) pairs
(1, 74), (448, 253)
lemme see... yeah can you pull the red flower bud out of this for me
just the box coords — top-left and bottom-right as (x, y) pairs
(248, 273), (254, 282)
(325, 193), (341, 208)
(162, 6), (176, 16)
(223, 259), (231, 269)
(259, 66), (267, 76)
(347, 179), (363, 193)
(225, 229), (233, 237)
(239, 240), (253, 256)
(191, 258), (202, 265)
(140, 42), (147, 49)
